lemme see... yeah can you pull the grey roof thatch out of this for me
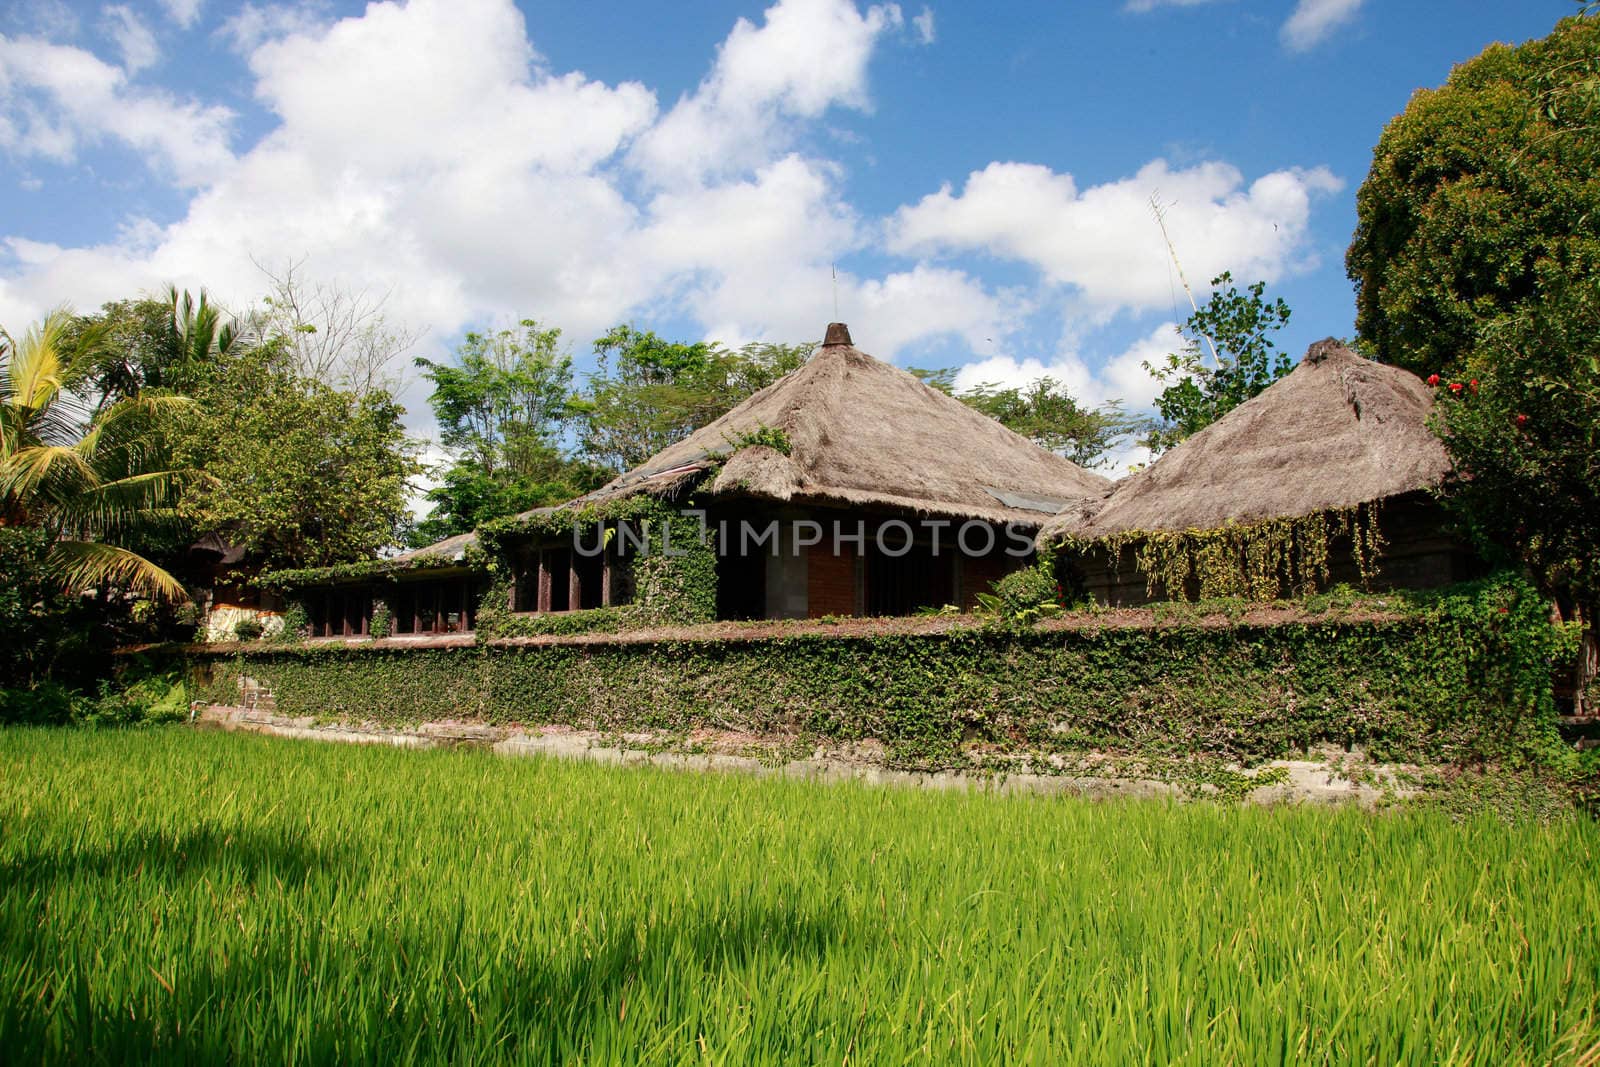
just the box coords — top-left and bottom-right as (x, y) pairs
(389, 530), (478, 564)
(555, 323), (1111, 526)
(1038, 339), (1452, 545)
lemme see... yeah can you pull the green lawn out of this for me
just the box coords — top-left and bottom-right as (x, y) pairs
(1, 729), (1596, 1064)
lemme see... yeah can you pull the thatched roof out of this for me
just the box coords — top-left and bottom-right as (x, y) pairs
(390, 530), (478, 565)
(1038, 339), (1452, 544)
(558, 323), (1110, 526)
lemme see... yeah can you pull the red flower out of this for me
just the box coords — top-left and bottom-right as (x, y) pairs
(1448, 382), (1464, 394)
(1426, 374), (1440, 386)
(1469, 379), (1479, 392)
(1515, 413), (1529, 427)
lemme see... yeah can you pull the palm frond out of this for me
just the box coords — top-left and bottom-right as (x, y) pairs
(64, 469), (195, 536)
(1, 444), (99, 518)
(45, 539), (189, 602)
(4, 308), (73, 414)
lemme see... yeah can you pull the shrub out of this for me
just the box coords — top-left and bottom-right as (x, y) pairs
(977, 561), (1063, 627)
(233, 616), (266, 641)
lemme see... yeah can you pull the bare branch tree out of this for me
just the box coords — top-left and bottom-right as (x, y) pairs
(248, 257), (420, 396)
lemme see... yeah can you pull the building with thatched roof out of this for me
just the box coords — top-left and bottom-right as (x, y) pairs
(264, 323), (1111, 637)
(497, 322), (1110, 622)
(1040, 339), (1479, 605)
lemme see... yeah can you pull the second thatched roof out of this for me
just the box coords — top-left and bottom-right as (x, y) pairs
(1038, 339), (1452, 545)
(554, 322), (1111, 526)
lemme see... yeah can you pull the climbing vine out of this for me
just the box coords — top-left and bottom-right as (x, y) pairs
(189, 573), (1579, 776)
(1068, 504), (1387, 602)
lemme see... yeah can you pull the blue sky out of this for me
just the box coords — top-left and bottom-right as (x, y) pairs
(0, 0), (1580, 470)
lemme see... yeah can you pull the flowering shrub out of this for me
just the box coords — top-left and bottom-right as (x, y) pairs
(1427, 283), (1600, 710)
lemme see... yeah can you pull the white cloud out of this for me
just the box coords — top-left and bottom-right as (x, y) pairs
(949, 323), (1181, 474)
(889, 159), (1341, 317)
(952, 322), (1176, 413)
(1123, 0), (1220, 12)
(219, 2), (329, 54)
(1281, 0), (1363, 52)
(158, 0), (204, 30)
(911, 7), (935, 44)
(101, 4), (158, 73)
(0, 35), (234, 184)
(0, 0), (1339, 454)
(629, 0), (905, 188)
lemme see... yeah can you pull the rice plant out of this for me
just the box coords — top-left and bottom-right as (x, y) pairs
(0, 729), (1595, 1064)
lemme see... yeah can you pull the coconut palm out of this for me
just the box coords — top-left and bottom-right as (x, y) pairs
(0, 309), (195, 601)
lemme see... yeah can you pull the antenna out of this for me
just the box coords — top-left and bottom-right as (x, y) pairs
(831, 263), (839, 321)
(1149, 192), (1220, 369)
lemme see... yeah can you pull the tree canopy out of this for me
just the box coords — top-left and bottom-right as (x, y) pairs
(1142, 272), (1293, 454)
(412, 321), (605, 545)
(1346, 13), (1600, 377)
(576, 327), (812, 472)
(0, 310), (193, 601)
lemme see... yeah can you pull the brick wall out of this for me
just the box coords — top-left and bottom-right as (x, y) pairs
(959, 554), (1015, 611)
(807, 543), (858, 617)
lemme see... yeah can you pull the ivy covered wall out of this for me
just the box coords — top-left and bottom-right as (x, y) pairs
(196, 574), (1577, 772)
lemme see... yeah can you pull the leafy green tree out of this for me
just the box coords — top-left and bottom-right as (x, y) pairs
(70, 287), (239, 410)
(957, 380), (1142, 469)
(1143, 272), (1293, 453)
(1429, 280), (1600, 710)
(911, 368), (1138, 468)
(176, 342), (421, 569)
(413, 320), (606, 543)
(0, 310), (192, 601)
(1346, 13), (1600, 377)
(576, 327), (811, 471)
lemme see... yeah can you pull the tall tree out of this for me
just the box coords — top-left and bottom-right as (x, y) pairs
(1346, 13), (1600, 377)
(70, 286), (239, 411)
(252, 259), (418, 396)
(413, 320), (604, 543)
(1142, 272), (1293, 453)
(177, 341), (420, 568)
(576, 327), (811, 471)
(0, 310), (192, 601)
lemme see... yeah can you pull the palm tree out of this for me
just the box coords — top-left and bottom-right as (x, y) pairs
(0, 309), (194, 601)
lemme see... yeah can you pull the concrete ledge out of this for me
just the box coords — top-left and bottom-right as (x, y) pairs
(196, 705), (1417, 806)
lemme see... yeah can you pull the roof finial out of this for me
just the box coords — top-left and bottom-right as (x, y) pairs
(823, 322), (852, 347)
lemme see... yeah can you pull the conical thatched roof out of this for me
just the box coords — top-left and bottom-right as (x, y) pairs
(562, 323), (1111, 526)
(1038, 339), (1452, 545)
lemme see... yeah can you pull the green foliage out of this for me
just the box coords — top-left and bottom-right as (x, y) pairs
(196, 574), (1575, 776)
(274, 601), (309, 643)
(0, 658), (189, 728)
(231, 616), (265, 641)
(3, 730), (1598, 1062)
(1064, 504), (1386, 602)
(956, 378), (1144, 469)
(910, 368), (1138, 469)
(367, 600), (392, 640)
(1428, 283), (1600, 621)
(975, 560), (1065, 627)
(475, 494), (718, 637)
(1, 309), (195, 602)
(576, 326), (811, 471)
(1347, 14), (1600, 378)
(1143, 272), (1293, 453)
(722, 424), (792, 455)
(412, 319), (605, 543)
(175, 343), (421, 568)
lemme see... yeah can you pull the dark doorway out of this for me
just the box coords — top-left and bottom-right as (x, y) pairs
(866, 545), (953, 616)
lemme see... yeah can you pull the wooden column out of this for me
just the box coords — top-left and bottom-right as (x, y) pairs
(537, 551), (551, 614)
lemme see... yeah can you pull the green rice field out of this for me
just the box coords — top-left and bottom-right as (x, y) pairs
(1, 729), (1597, 1064)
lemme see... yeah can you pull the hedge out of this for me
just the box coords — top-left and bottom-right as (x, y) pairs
(192, 574), (1579, 772)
